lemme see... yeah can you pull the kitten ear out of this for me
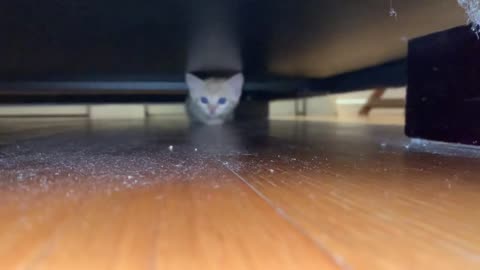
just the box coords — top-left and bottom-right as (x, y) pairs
(185, 73), (204, 98)
(226, 73), (244, 100)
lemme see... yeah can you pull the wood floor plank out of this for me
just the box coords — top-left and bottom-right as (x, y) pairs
(0, 120), (340, 270)
(2, 118), (480, 270)
(230, 120), (480, 270)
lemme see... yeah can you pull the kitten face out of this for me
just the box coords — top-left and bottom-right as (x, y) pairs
(186, 73), (244, 119)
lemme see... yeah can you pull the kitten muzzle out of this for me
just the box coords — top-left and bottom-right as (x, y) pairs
(208, 105), (218, 115)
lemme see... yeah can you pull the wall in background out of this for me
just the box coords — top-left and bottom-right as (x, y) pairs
(270, 87), (405, 118)
(147, 104), (186, 117)
(333, 87), (405, 118)
(0, 88), (405, 119)
(0, 105), (88, 116)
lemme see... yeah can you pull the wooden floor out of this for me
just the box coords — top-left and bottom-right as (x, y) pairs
(1, 117), (480, 270)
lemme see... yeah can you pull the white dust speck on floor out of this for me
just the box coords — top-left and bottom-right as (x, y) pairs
(0, 128), (255, 200)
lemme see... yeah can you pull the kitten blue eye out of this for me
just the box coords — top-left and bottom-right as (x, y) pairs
(200, 97), (209, 104)
(218, 97), (227, 105)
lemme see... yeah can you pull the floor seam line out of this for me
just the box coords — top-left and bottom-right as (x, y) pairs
(222, 164), (351, 270)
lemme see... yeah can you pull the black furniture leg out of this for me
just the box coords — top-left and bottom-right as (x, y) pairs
(406, 26), (480, 146)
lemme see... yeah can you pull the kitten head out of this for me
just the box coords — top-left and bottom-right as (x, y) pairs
(186, 73), (244, 118)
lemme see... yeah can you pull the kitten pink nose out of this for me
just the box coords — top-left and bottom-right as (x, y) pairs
(208, 105), (217, 114)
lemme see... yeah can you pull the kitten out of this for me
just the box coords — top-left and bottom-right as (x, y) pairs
(185, 0), (243, 125)
(185, 73), (244, 125)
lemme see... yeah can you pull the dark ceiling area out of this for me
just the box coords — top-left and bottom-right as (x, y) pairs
(0, 0), (467, 97)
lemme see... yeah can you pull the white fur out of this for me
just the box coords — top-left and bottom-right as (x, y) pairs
(185, 73), (244, 125)
(458, 0), (480, 33)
